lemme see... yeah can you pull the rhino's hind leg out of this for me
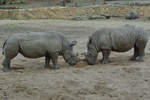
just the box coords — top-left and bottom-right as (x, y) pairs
(100, 49), (111, 64)
(130, 46), (139, 61)
(2, 58), (11, 72)
(2, 37), (19, 72)
(2, 50), (18, 72)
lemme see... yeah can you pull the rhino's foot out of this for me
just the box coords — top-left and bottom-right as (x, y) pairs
(2, 61), (11, 72)
(100, 59), (110, 64)
(2, 67), (11, 72)
(136, 57), (144, 62)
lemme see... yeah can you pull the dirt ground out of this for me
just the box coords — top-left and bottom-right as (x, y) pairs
(0, 18), (150, 100)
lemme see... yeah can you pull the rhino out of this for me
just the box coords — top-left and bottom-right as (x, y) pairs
(2, 32), (78, 72)
(85, 25), (148, 65)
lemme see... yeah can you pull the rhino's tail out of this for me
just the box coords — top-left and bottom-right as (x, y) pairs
(2, 39), (7, 55)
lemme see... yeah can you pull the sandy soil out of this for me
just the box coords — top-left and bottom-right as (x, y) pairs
(0, 18), (150, 100)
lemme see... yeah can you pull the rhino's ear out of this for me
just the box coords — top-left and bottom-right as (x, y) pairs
(70, 40), (77, 47)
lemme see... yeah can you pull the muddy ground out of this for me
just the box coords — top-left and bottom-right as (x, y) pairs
(0, 18), (150, 100)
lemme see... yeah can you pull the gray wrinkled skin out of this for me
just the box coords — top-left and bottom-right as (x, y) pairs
(86, 24), (148, 65)
(2, 32), (78, 72)
(125, 11), (138, 20)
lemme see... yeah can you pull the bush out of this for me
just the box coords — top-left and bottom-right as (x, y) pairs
(0, 0), (8, 4)
(0, 0), (25, 5)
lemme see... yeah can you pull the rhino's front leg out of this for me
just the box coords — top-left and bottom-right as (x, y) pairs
(100, 49), (111, 64)
(51, 55), (60, 69)
(44, 56), (51, 69)
(130, 46), (138, 61)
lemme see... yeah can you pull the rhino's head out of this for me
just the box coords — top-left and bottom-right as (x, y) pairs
(85, 36), (98, 65)
(63, 40), (79, 66)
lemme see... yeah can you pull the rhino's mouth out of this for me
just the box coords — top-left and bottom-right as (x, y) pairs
(86, 58), (96, 65)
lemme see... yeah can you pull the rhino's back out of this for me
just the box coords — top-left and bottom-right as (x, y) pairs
(18, 32), (63, 58)
(94, 26), (137, 52)
(110, 27), (137, 52)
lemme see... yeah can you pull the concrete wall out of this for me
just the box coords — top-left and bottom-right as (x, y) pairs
(0, 5), (150, 20)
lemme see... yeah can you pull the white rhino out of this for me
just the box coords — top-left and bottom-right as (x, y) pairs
(2, 32), (78, 72)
